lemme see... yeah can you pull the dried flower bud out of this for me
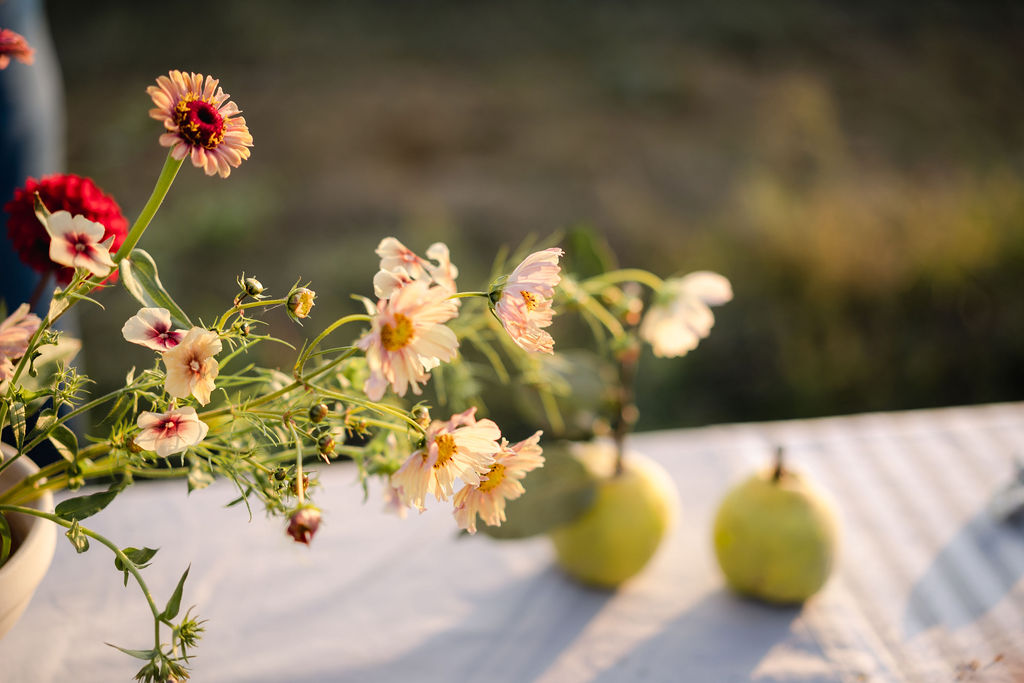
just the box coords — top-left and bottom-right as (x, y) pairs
(291, 473), (309, 496)
(288, 287), (315, 320)
(287, 506), (321, 545)
(273, 467), (288, 481)
(238, 321), (251, 336)
(243, 277), (264, 296)
(309, 402), (329, 423)
(317, 434), (335, 456)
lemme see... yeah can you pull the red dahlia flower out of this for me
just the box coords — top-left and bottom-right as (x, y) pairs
(0, 28), (34, 70)
(4, 174), (128, 284)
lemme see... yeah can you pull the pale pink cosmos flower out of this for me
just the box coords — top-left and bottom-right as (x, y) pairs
(134, 406), (209, 457)
(162, 327), (222, 405)
(0, 304), (41, 384)
(147, 70), (253, 178)
(43, 210), (116, 278)
(639, 271), (732, 358)
(373, 238), (459, 299)
(390, 407), (502, 512)
(0, 28), (34, 69)
(356, 279), (459, 401)
(122, 307), (185, 352)
(493, 248), (564, 354)
(454, 431), (545, 534)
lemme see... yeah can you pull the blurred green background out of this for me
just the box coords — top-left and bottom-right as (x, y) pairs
(48, 1), (1024, 431)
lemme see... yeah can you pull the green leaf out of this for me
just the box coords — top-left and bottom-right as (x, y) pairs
(55, 487), (118, 521)
(105, 643), (157, 661)
(114, 546), (160, 587)
(64, 519), (90, 553)
(47, 423), (78, 462)
(96, 394), (133, 432)
(10, 401), (26, 451)
(161, 565), (191, 621)
(120, 249), (191, 328)
(478, 441), (599, 540)
(0, 513), (12, 566)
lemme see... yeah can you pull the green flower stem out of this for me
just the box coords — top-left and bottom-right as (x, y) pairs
(215, 298), (288, 332)
(312, 387), (425, 435)
(448, 291), (490, 300)
(295, 314), (372, 375)
(560, 277), (625, 339)
(581, 268), (665, 293)
(0, 504), (165, 650)
(113, 153), (185, 264)
(288, 422), (305, 506)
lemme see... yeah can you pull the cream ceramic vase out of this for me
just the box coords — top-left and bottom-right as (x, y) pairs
(0, 445), (57, 638)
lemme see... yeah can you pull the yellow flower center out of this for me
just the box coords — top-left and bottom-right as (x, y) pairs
(477, 463), (506, 492)
(380, 313), (414, 351)
(173, 96), (226, 150)
(520, 290), (538, 311)
(433, 433), (457, 469)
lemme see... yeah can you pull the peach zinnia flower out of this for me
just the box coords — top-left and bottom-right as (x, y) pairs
(493, 248), (564, 353)
(0, 29), (33, 69)
(639, 271), (732, 358)
(147, 70), (253, 178)
(162, 327), (222, 405)
(356, 279), (459, 401)
(0, 304), (41, 384)
(390, 408), (502, 512)
(454, 431), (545, 534)
(122, 307), (184, 352)
(134, 407), (209, 457)
(43, 211), (116, 278)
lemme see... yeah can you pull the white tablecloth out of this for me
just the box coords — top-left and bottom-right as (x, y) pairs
(3, 403), (1024, 682)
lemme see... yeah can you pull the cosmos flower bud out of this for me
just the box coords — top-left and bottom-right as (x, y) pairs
(287, 507), (321, 545)
(287, 287), (315, 320)
(309, 402), (329, 423)
(243, 277), (264, 297)
(317, 434), (335, 456)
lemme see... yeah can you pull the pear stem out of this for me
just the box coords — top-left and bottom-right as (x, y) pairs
(771, 445), (785, 482)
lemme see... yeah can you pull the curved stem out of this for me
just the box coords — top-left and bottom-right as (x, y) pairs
(113, 153), (185, 263)
(581, 268), (665, 293)
(215, 298), (288, 332)
(295, 314), (371, 375)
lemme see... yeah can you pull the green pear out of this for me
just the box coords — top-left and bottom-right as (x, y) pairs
(550, 443), (679, 588)
(713, 456), (838, 604)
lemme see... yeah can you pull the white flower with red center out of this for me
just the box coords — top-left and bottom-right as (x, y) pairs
(162, 327), (222, 406)
(639, 271), (732, 358)
(356, 279), (459, 401)
(43, 210), (116, 278)
(0, 303), (41, 384)
(373, 237), (459, 299)
(492, 247), (564, 354)
(390, 408), (502, 512)
(122, 307), (185, 352)
(147, 70), (253, 178)
(133, 407), (209, 457)
(454, 431), (545, 534)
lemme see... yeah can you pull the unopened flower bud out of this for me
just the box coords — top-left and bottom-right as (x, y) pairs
(413, 406), (431, 428)
(244, 277), (264, 297)
(238, 321), (251, 336)
(309, 403), (329, 423)
(287, 507), (321, 545)
(318, 434), (335, 456)
(273, 467), (287, 481)
(288, 288), (316, 320)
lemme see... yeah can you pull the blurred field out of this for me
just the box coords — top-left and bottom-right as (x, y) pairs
(47, 1), (1024, 431)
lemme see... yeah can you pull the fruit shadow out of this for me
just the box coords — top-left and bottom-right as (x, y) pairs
(315, 565), (614, 683)
(903, 504), (1024, 637)
(590, 588), (823, 682)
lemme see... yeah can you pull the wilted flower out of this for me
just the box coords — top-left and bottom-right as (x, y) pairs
(454, 431), (545, 534)
(43, 211), (117, 278)
(639, 271), (732, 358)
(134, 407), (209, 457)
(147, 70), (253, 178)
(357, 279), (459, 401)
(287, 287), (315, 320)
(5, 174), (127, 284)
(492, 247), (564, 354)
(0, 304), (41, 384)
(122, 307), (185, 352)
(162, 327), (222, 405)
(287, 507), (321, 545)
(0, 28), (33, 69)
(390, 407), (501, 511)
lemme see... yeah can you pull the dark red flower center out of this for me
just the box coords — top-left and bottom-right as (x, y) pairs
(173, 97), (226, 150)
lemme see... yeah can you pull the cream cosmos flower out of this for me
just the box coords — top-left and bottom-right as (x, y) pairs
(639, 271), (732, 358)
(454, 431), (545, 534)
(492, 248), (564, 354)
(0, 304), (41, 384)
